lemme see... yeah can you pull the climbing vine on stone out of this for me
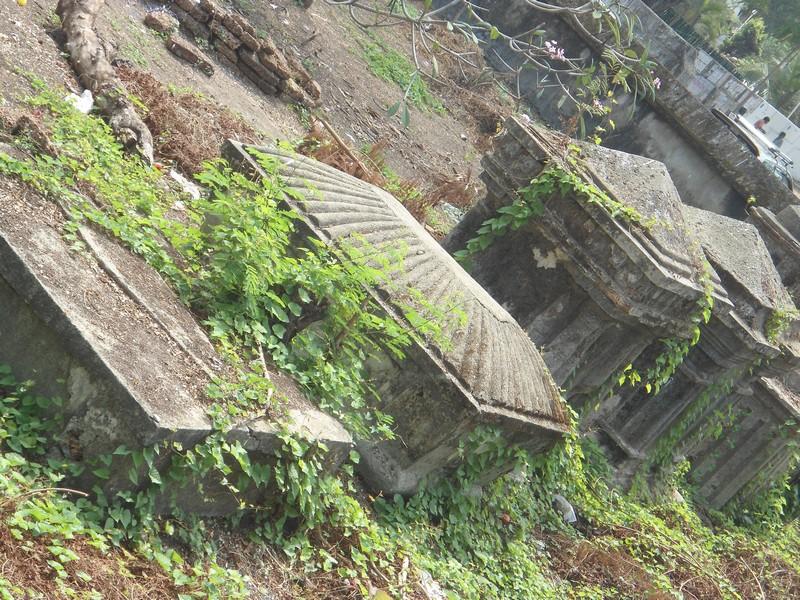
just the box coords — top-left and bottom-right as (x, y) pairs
(453, 164), (646, 263)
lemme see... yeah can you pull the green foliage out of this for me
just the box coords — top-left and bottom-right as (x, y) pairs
(639, 267), (714, 396)
(359, 36), (444, 120)
(0, 83), (452, 594)
(453, 164), (646, 262)
(0, 83), (439, 440)
(0, 365), (249, 598)
(765, 307), (800, 343)
(721, 17), (766, 58)
(454, 161), (713, 403)
(6, 78), (800, 600)
(375, 426), (580, 599)
(742, 0), (800, 46)
(675, 0), (738, 45)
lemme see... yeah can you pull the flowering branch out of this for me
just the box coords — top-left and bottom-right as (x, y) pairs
(325, 0), (658, 136)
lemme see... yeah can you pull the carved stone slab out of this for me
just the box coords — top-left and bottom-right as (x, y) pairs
(445, 117), (719, 402)
(223, 141), (570, 494)
(0, 179), (351, 515)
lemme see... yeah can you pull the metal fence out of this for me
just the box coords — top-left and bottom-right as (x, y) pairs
(648, 6), (744, 80)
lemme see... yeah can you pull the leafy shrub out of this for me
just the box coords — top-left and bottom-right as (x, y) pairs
(722, 17), (766, 58)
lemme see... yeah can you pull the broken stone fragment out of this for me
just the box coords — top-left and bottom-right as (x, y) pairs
(172, 6), (212, 41)
(144, 10), (179, 34)
(214, 38), (239, 64)
(166, 36), (214, 76)
(258, 48), (292, 80)
(209, 19), (241, 51)
(239, 48), (281, 88)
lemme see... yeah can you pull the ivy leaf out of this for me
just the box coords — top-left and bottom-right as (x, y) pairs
(148, 465), (162, 486)
(92, 467), (110, 480)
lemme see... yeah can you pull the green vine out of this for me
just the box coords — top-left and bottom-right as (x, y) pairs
(5, 77), (800, 600)
(453, 164), (646, 263)
(765, 307), (800, 344)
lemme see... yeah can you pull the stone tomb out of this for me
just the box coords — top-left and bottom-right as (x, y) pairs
(594, 205), (799, 483)
(223, 141), (570, 495)
(750, 205), (800, 301)
(681, 377), (800, 509)
(675, 207), (800, 508)
(0, 180), (351, 515)
(445, 117), (715, 406)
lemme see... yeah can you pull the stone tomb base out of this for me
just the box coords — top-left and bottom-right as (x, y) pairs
(0, 180), (350, 516)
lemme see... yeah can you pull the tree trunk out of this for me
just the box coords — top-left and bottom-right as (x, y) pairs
(56, 0), (154, 162)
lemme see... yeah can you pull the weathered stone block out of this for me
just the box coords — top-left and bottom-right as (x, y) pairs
(197, 0), (220, 20)
(210, 19), (241, 51)
(258, 49), (292, 80)
(285, 52), (312, 85)
(173, 0), (210, 24)
(228, 12), (257, 37)
(239, 30), (261, 52)
(144, 10), (179, 34)
(214, 38), (239, 65)
(166, 36), (214, 75)
(0, 183), (350, 515)
(238, 48), (281, 88)
(172, 6), (212, 42)
(238, 61), (279, 96)
(280, 78), (312, 105)
(223, 140), (570, 495)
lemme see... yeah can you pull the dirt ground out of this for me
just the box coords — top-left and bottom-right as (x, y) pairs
(1, 0), (498, 207)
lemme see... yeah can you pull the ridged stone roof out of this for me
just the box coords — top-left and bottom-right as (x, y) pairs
(224, 141), (568, 430)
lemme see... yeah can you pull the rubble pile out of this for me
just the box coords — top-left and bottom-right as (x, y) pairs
(149, 0), (321, 106)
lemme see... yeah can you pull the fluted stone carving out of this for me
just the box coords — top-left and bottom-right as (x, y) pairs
(223, 140), (570, 495)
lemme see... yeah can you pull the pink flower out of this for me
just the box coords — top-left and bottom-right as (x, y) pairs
(544, 39), (565, 61)
(593, 98), (603, 109)
(651, 72), (662, 90)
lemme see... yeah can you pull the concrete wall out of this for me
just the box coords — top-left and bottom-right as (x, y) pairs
(627, 0), (800, 183)
(472, 0), (798, 215)
(605, 110), (745, 218)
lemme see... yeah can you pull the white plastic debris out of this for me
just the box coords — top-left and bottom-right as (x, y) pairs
(552, 493), (577, 524)
(65, 89), (94, 114)
(169, 169), (201, 200)
(419, 570), (447, 600)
